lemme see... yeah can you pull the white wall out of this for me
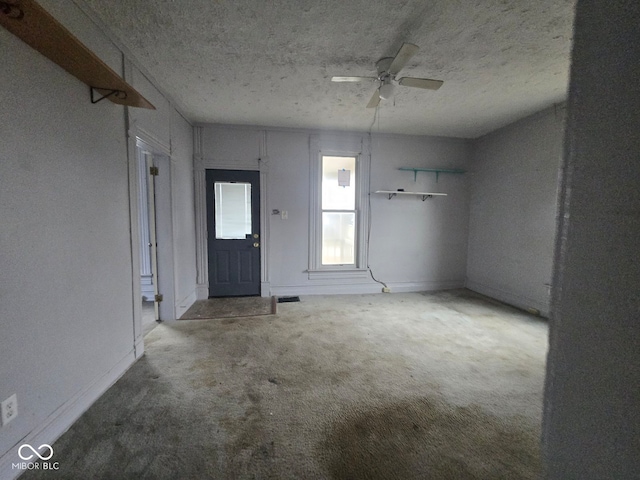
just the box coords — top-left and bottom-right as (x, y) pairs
(543, 0), (640, 477)
(195, 125), (471, 296)
(368, 134), (471, 290)
(0, 2), (194, 477)
(126, 62), (197, 322)
(170, 109), (197, 318)
(0, 5), (133, 476)
(466, 106), (565, 316)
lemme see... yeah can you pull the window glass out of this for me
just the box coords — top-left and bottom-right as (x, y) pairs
(322, 212), (355, 265)
(322, 156), (356, 210)
(214, 182), (251, 239)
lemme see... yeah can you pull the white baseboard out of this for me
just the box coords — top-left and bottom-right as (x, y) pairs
(140, 276), (154, 300)
(174, 289), (197, 319)
(465, 279), (549, 317)
(271, 283), (379, 296)
(196, 284), (208, 300)
(387, 280), (464, 293)
(0, 350), (136, 480)
(135, 337), (145, 359)
(140, 285), (155, 299)
(270, 280), (463, 297)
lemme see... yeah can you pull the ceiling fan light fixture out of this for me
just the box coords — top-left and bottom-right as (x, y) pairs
(379, 82), (395, 100)
(332, 43), (443, 108)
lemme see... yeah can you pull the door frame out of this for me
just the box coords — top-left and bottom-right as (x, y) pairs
(149, 152), (176, 321)
(136, 147), (156, 308)
(206, 169), (261, 297)
(127, 131), (178, 357)
(194, 159), (269, 299)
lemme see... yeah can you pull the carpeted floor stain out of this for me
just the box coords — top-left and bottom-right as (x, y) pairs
(220, 385), (276, 479)
(20, 291), (547, 480)
(323, 398), (540, 480)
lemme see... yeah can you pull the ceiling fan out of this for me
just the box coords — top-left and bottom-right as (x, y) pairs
(331, 43), (443, 108)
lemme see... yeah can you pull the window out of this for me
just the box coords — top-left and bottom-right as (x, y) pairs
(308, 136), (369, 277)
(321, 156), (356, 265)
(214, 182), (252, 239)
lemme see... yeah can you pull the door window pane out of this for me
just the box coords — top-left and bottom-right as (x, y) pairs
(322, 156), (356, 210)
(322, 212), (355, 265)
(214, 182), (251, 239)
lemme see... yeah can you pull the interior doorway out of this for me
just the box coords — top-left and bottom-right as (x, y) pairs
(136, 141), (160, 334)
(206, 169), (261, 297)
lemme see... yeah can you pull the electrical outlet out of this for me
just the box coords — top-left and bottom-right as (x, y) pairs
(281, 210), (288, 220)
(382, 287), (391, 293)
(1, 394), (18, 426)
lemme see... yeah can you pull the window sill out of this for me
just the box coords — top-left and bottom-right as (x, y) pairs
(307, 269), (370, 280)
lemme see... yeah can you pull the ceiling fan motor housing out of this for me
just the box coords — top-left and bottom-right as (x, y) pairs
(376, 58), (398, 100)
(376, 57), (394, 77)
(332, 43), (443, 108)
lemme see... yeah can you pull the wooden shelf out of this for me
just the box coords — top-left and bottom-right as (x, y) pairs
(375, 190), (447, 201)
(1, 0), (155, 109)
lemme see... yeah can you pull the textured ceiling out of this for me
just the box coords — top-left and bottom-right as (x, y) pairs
(80, 0), (575, 138)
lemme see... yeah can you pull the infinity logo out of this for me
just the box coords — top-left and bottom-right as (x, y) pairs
(18, 444), (54, 461)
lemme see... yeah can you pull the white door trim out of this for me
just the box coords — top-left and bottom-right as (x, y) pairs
(193, 128), (270, 298)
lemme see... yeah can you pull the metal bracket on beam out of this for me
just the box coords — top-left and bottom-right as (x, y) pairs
(0, 1), (24, 19)
(90, 87), (127, 104)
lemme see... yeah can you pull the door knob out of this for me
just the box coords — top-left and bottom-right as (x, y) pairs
(253, 242), (260, 248)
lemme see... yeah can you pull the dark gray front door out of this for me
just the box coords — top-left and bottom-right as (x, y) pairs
(206, 169), (261, 297)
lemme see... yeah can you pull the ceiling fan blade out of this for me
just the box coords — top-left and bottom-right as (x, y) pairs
(331, 76), (377, 82)
(398, 77), (444, 90)
(366, 89), (381, 108)
(388, 43), (419, 75)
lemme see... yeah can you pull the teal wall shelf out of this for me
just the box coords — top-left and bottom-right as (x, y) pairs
(399, 167), (466, 182)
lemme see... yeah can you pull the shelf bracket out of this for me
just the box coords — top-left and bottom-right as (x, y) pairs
(0, 1), (25, 19)
(387, 193), (397, 200)
(421, 194), (433, 201)
(90, 87), (127, 104)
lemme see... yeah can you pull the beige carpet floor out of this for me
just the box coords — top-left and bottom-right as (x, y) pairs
(22, 289), (548, 479)
(180, 296), (276, 320)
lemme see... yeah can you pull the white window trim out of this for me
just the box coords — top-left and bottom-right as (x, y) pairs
(308, 135), (370, 278)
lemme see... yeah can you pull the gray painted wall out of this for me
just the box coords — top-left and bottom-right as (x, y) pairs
(197, 125), (471, 295)
(543, 0), (640, 477)
(368, 134), (471, 288)
(170, 109), (198, 317)
(466, 106), (565, 316)
(0, 6), (133, 471)
(0, 2), (195, 476)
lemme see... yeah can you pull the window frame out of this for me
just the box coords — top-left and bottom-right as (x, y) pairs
(213, 181), (253, 240)
(308, 136), (370, 278)
(320, 155), (358, 266)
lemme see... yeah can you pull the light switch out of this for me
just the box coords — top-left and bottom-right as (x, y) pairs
(281, 210), (288, 220)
